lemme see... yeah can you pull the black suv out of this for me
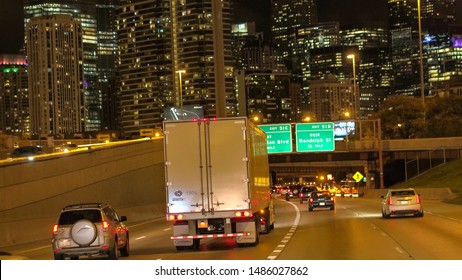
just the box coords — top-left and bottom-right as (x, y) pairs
(52, 203), (129, 260)
(285, 184), (302, 201)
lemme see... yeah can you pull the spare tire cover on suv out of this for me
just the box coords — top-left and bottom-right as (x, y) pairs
(71, 219), (97, 246)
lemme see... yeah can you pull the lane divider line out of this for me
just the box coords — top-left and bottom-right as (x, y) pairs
(267, 199), (301, 260)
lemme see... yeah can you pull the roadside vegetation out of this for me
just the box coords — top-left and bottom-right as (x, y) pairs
(393, 157), (462, 205)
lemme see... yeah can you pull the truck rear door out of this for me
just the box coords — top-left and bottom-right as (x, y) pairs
(164, 119), (249, 215)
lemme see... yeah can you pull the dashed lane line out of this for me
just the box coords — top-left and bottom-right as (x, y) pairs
(267, 200), (301, 260)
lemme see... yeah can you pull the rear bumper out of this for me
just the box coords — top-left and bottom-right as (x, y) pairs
(387, 204), (422, 215)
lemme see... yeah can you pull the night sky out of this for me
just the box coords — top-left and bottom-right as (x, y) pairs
(0, 0), (461, 54)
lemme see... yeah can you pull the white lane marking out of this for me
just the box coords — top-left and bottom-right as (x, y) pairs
(395, 247), (404, 254)
(163, 227), (171, 231)
(135, 236), (146, 240)
(267, 199), (300, 260)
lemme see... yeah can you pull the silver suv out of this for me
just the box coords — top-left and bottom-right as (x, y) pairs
(52, 203), (129, 260)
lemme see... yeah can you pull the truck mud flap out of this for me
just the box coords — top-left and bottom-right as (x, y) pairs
(235, 218), (259, 246)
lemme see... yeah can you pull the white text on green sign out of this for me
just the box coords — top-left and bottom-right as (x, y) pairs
(258, 124), (292, 153)
(295, 122), (335, 152)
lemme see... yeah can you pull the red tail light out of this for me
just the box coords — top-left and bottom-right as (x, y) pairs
(416, 195), (421, 204)
(387, 196), (393, 205)
(330, 197), (334, 202)
(309, 198), (313, 203)
(102, 220), (110, 231)
(52, 224), (59, 234)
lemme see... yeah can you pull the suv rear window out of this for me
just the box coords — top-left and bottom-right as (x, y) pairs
(58, 210), (102, 225)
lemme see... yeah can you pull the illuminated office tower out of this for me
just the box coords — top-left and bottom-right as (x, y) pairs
(290, 22), (341, 109)
(96, 0), (119, 130)
(26, 15), (85, 137)
(271, 0), (318, 68)
(341, 25), (391, 118)
(0, 55), (29, 137)
(388, 0), (422, 96)
(118, 0), (235, 133)
(24, 0), (101, 132)
(387, 0), (457, 96)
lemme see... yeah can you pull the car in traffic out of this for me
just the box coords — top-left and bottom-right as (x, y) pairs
(7, 145), (44, 159)
(285, 184), (302, 201)
(55, 142), (79, 153)
(341, 186), (352, 197)
(351, 187), (359, 198)
(299, 186), (318, 204)
(52, 203), (129, 260)
(381, 188), (424, 218)
(308, 191), (335, 211)
(271, 184), (282, 195)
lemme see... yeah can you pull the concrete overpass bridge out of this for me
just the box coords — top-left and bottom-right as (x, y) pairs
(1, 137), (462, 248)
(269, 137), (462, 187)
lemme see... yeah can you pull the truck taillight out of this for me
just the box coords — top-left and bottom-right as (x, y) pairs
(102, 221), (110, 231)
(52, 224), (59, 234)
(235, 211), (251, 217)
(168, 214), (184, 221)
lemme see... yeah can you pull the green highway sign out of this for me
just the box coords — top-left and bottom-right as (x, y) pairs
(295, 122), (335, 152)
(258, 124), (292, 153)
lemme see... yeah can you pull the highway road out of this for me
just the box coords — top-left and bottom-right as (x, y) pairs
(2, 196), (462, 260)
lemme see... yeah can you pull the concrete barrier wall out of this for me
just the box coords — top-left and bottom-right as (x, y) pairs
(0, 139), (166, 247)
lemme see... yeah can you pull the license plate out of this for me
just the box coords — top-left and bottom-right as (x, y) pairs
(320, 202), (325, 206)
(60, 239), (71, 247)
(400, 201), (408, 204)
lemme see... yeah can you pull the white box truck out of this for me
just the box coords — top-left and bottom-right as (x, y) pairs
(163, 117), (275, 250)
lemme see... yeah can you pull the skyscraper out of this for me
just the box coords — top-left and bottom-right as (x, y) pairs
(24, 0), (101, 132)
(26, 15), (85, 137)
(117, 0), (235, 134)
(0, 55), (29, 136)
(271, 0), (318, 66)
(96, 0), (119, 131)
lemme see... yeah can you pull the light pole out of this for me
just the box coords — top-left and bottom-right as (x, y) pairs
(347, 54), (357, 119)
(176, 70), (185, 119)
(417, 0), (425, 106)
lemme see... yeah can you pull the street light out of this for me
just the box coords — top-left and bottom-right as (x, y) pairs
(347, 54), (357, 119)
(175, 70), (185, 119)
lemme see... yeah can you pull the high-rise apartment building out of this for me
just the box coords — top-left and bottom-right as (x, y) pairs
(310, 74), (359, 121)
(24, 0), (101, 132)
(118, 0), (235, 134)
(0, 55), (29, 136)
(26, 15), (85, 137)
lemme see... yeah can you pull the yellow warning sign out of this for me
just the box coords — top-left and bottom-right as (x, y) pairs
(353, 171), (364, 182)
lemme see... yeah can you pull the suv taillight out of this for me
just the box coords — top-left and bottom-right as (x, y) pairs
(416, 195), (421, 204)
(102, 220), (110, 231)
(52, 224), (59, 234)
